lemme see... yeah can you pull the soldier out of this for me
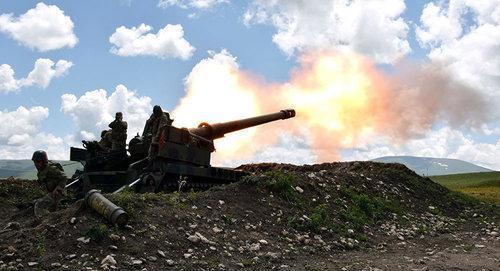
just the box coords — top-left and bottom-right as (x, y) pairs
(32, 150), (67, 219)
(98, 129), (112, 151)
(108, 112), (128, 151)
(145, 105), (173, 157)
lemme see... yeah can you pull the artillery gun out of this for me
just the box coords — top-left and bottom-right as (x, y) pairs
(69, 109), (296, 195)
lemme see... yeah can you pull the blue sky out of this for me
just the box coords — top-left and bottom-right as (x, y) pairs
(0, 0), (499, 169)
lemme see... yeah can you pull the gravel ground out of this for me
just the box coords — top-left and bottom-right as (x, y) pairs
(0, 161), (498, 270)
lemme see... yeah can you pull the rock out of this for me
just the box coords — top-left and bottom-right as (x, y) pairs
(259, 239), (268, 245)
(50, 263), (62, 268)
(131, 259), (143, 265)
(218, 200), (225, 205)
(184, 253), (192, 259)
(66, 254), (77, 260)
(347, 229), (354, 234)
(213, 227), (223, 233)
(187, 235), (201, 243)
(195, 232), (216, 245)
(236, 263), (244, 267)
(157, 250), (166, 258)
(166, 259), (175, 266)
(4, 222), (21, 230)
(295, 186), (304, 193)
(70, 217), (77, 224)
(210, 246), (217, 251)
(109, 245), (118, 250)
(218, 263), (226, 269)
(77, 237), (90, 244)
(265, 252), (280, 259)
(100, 255), (116, 267)
(147, 256), (157, 262)
(249, 243), (261, 251)
(474, 244), (485, 248)
(489, 231), (498, 236)
(109, 234), (121, 242)
(27, 262), (37, 267)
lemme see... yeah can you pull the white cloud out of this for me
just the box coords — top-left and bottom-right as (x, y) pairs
(0, 58), (73, 93)
(158, 0), (228, 10)
(0, 132), (72, 160)
(243, 0), (410, 63)
(109, 23), (195, 60)
(0, 106), (49, 145)
(0, 64), (19, 92)
(61, 84), (153, 142)
(416, 0), (500, 109)
(0, 2), (78, 51)
(344, 127), (500, 170)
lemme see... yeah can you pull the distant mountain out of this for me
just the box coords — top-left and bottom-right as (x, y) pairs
(0, 160), (82, 180)
(372, 156), (492, 176)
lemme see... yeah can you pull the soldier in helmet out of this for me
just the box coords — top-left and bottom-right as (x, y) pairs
(31, 150), (67, 218)
(144, 105), (173, 157)
(108, 112), (128, 151)
(98, 129), (112, 151)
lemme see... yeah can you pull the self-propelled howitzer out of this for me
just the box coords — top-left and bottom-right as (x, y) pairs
(70, 109), (295, 193)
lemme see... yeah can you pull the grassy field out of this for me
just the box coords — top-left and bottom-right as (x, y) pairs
(430, 171), (500, 204)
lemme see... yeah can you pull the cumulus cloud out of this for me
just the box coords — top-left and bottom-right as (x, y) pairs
(158, 0), (228, 9)
(0, 2), (78, 51)
(416, 0), (500, 110)
(0, 132), (73, 160)
(344, 127), (500, 170)
(60, 84), (153, 142)
(0, 59), (73, 93)
(0, 106), (49, 145)
(243, 0), (410, 63)
(109, 23), (195, 60)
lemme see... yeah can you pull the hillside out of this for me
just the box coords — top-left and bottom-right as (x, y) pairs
(0, 160), (82, 179)
(372, 156), (492, 176)
(0, 161), (498, 270)
(431, 171), (500, 204)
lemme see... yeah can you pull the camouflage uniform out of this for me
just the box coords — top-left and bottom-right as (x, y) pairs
(146, 111), (172, 157)
(98, 130), (112, 151)
(34, 162), (67, 218)
(108, 113), (128, 151)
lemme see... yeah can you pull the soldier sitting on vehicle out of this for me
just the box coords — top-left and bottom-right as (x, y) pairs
(98, 129), (112, 151)
(108, 112), (128, 151)
(32, 150), (67, 219)
(144, 105), (173, 157)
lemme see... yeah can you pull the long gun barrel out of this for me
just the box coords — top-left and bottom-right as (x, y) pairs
(188, 109), (295, 140)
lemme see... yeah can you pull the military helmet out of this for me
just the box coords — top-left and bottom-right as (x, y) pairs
(31, 150), (48, 163)
(153, 105), (162, 115)
(115, 112), (123, 118)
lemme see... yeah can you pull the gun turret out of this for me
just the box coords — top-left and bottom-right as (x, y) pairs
(188, 109), (295, 140)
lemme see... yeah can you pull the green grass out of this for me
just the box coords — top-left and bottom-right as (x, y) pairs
(430, 171), (500, 204)
(109, 189), (185, 217)
(0, 180), (45, 206)
(339, 187), (403, 230)
(85, 224), (109, 243)
(262, 171), (305, 207)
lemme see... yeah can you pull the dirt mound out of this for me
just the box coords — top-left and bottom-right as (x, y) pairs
(0, 162), (498, 270)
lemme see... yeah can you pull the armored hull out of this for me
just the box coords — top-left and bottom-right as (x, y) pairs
(69, 109), (295, 194)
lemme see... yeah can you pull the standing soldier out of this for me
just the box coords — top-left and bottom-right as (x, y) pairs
(32, 150), (67, 218)
(108, 112), (128, 151)
(145, 105), (173, 157)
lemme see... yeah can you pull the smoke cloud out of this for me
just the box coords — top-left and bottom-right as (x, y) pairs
(171, 50), (490, 164)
